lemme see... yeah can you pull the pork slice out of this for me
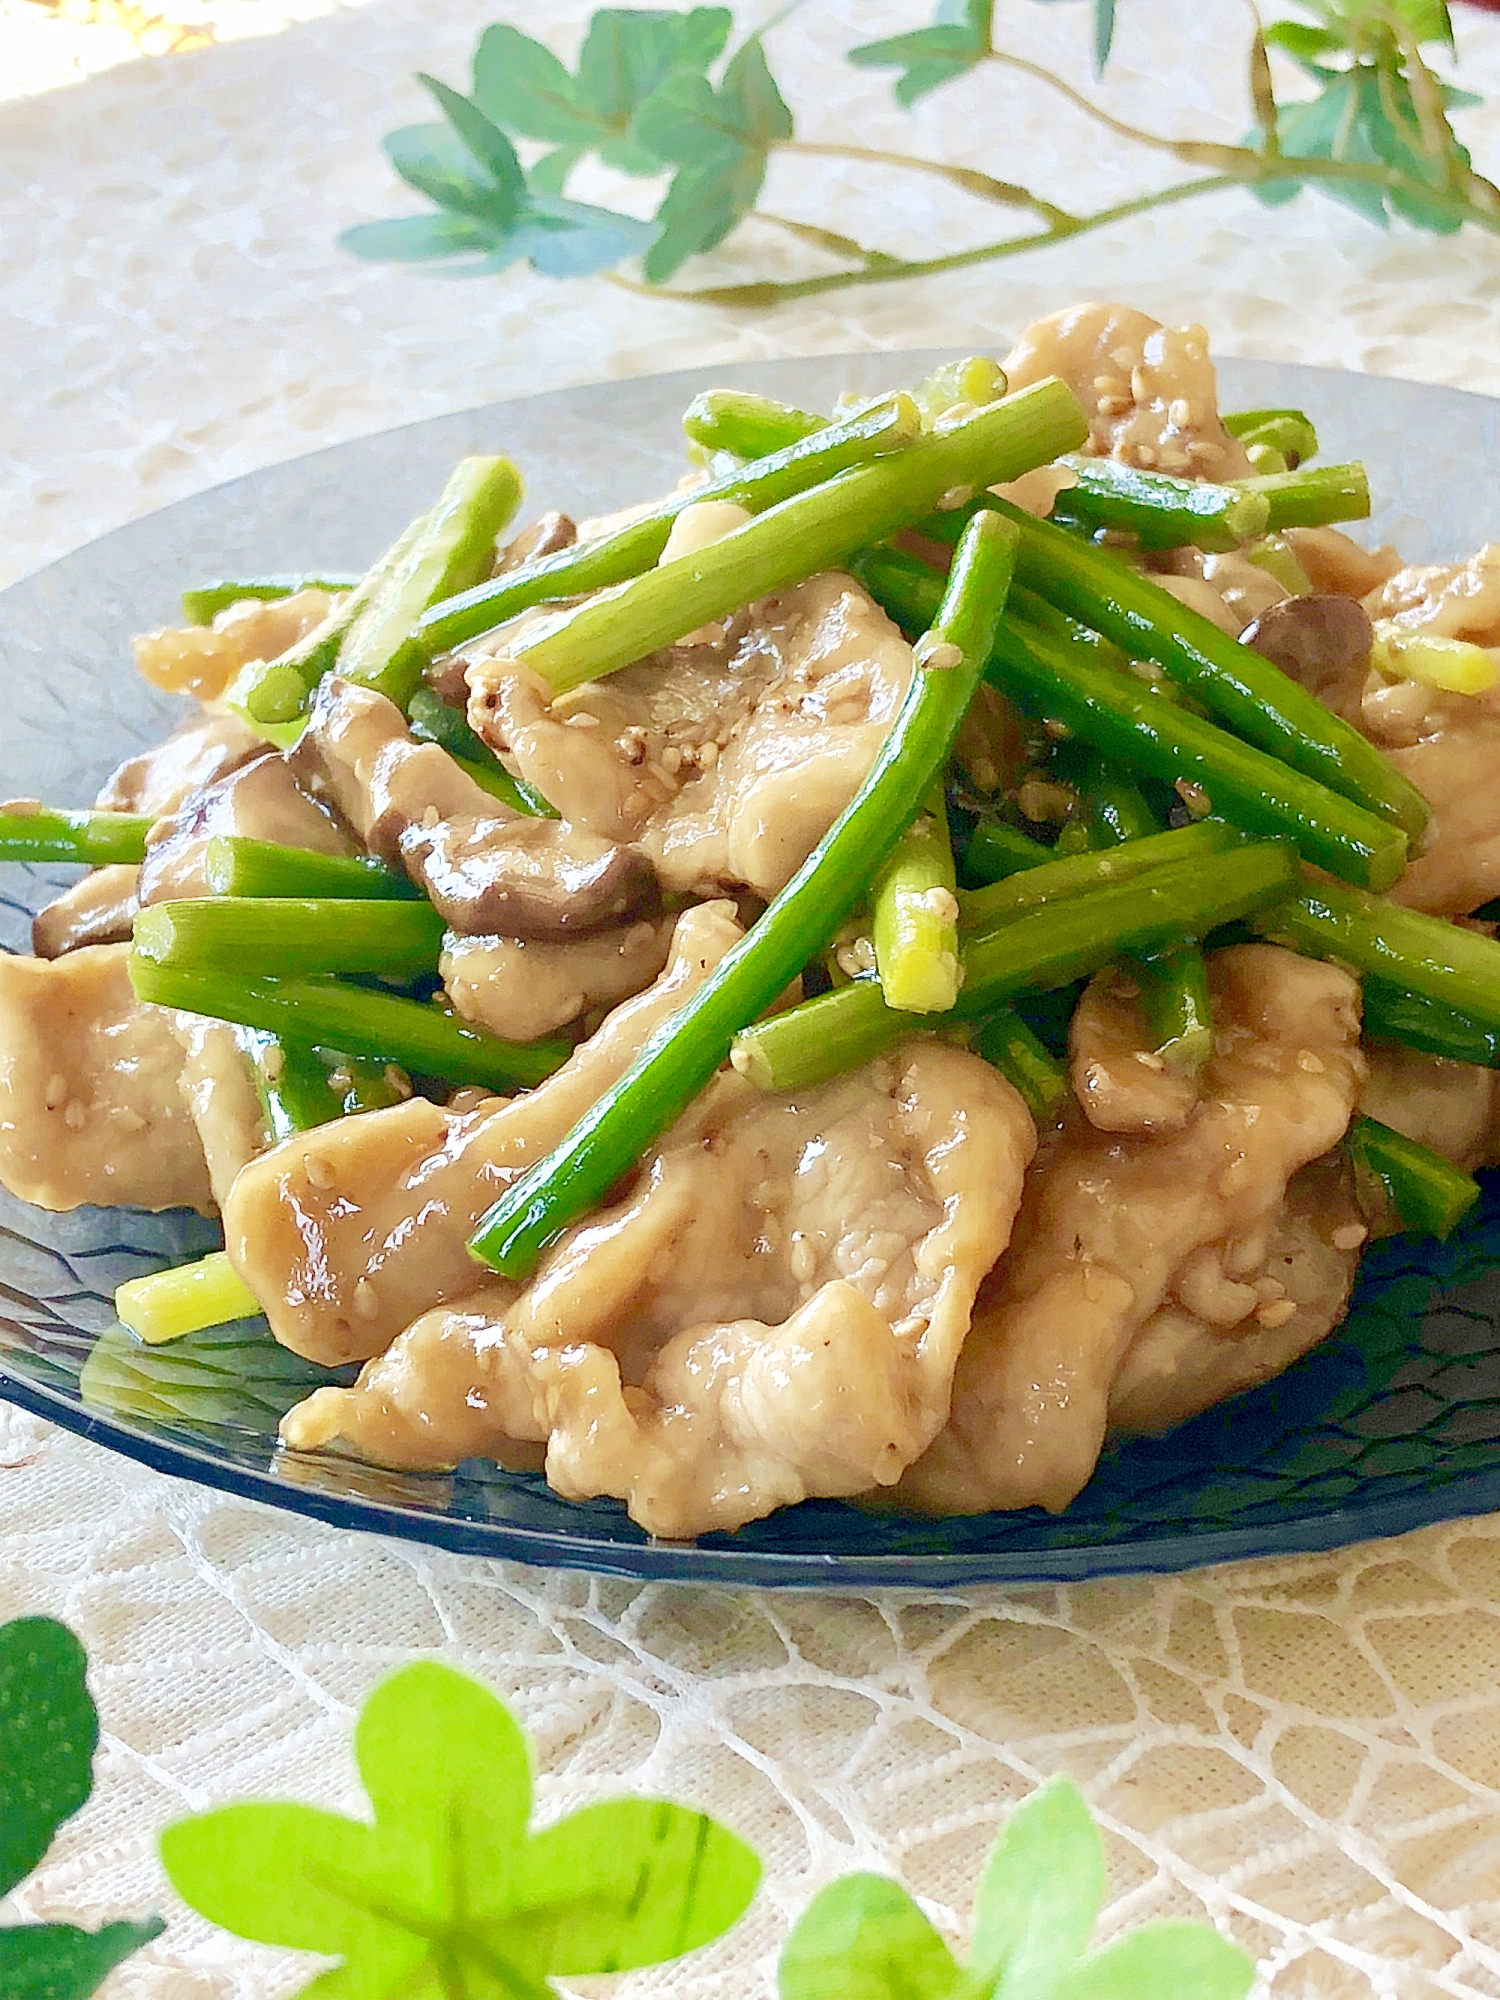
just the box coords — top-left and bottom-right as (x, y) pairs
(0, 942), (211, 1213)
(1356, 671), (1500, 921)
(465, 570), (914, 901)
(95, 709), (263, 816)
(133, 589), (341, 703)
(1069, 966), (1200, 1136)
(1366, 544), (1500, 644)
(899, 945), (1365, 1516)
(223, 901), (746, 1366)
(281, 1041), (1036, 1539)
(138, 750), (354, 904)
(1108, 1156), (1367, 1434)
(32, 865), (140, 958)
(167, 1017), (267, 1211)
(441, 918), (673, 1044)
(1001, 303), (1254, 481)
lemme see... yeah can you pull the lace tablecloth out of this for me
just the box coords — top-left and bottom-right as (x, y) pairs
(8, 3), (1500, 1992)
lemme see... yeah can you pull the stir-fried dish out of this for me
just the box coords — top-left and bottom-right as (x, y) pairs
(6, 301), (1500, 1541)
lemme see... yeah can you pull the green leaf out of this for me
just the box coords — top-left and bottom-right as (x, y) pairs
(471, 10), (732, 176)
(1025, 0), (1117, 75)
(521, 198), (658, 278)
(1263, 20), (1342, 74)
(354, 1661), (530, 1920)
(163, 1663), (758, 1998)
(1048, 1920), (1255, 2000)
(722, 35), (795, 151)
(418, 75), (527, 218)
(972, 1778), (1105, 1998)
(160, 1804), (416, 1955)
(384, 123), (514, 223)
(644, 151), (765, 281)
(848, 1), (992, 106)
(778, 1874), (969, 2000)
(1092, 0), (1116, 71)
(0, 1618), (97, 1898)
(508, 1799), (759, 1974)
(472, 25), (593, 145)
(0, 1920), (165, 2000)
(577, 9), (733, 125)
(528, 147), (583, 198)
(342, 216), (505, 266)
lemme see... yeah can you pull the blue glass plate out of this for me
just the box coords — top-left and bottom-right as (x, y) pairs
(5, 351), (1500, 1588)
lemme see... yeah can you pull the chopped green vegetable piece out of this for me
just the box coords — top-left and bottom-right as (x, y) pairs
(1050, 455), (1270, 552)
(976, 1008), (1069, 1118)
(181, 574), (359, 625)
(1347, 1113), (1481, 1241)
(872, 787), (960, 1012)
(963, 819), (1054, 884)
(227, 512), (428, 730)
(469, 509), (1022, 1279)
(1255, 878), (1500, 1041)
(1361, 977), (1500, 1068)
(681, 388), (825, 459)
(736, 838), (1296, 1094)
(1222, 406), (1319, 467)
(133, 897), (446, 983)
(1136, 940), (1214, 1068)
(204, 836), (417, 901)
(237, 1028), (407, 1142)
(1233, 461), (1369, 531)
(420, 395), (923, 654)
(920, 495), (1428, 842)
(857, 545), (1408, 891)
(0, 808), (152, 867)
(961, 820), (1246, 932)
(128, 956), (569, 1093)
(115, 1252), (261, 1346)
(407, 686), (557, 816)
(338, 455), (523, 710)
(909, 354), (1008, 423)
(510, 385), (1084, 695)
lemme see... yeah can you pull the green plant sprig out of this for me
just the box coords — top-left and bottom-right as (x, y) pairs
(778, 1774), (1254, 2000)
(0, 1617), (163, 1999)
(343, 0), (1498, 306)
(1, 1616), (1262, 1998)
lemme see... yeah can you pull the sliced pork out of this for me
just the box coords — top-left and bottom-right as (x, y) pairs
(900, 946), (1365, 1516)
(281, 1042), (1035, 1539)
(465, 571), (914, 901)
(0, 943), (211, 1213)
(1002, 303), (1254, 480)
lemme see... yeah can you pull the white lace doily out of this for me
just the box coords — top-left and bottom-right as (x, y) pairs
(7, 4), (1500, 1993)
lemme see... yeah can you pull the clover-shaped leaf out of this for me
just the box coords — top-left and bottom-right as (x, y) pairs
(633, 37), (793, 281)
(0, 1617), (163, 2000)
(161, 1660), (759, 1999)
(778, 1777), (1252, 2000)
(472, 9), (732, 178)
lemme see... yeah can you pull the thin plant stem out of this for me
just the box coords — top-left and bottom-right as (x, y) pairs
(779, 137), (1076, 225)
(982, 44), (1244, 166)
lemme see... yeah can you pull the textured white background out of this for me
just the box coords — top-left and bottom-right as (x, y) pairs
(11, 3), (1500, 1994)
